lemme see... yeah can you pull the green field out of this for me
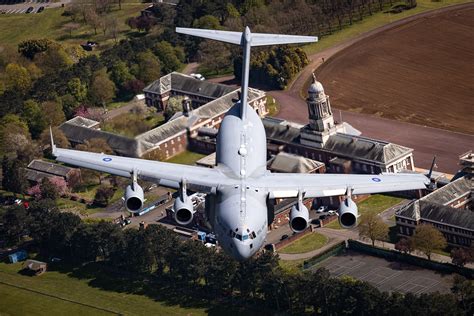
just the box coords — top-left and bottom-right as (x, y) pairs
(166, 150), (206, 165)
(303, 0), (474, 55)
(279, 232), (328, 254)
(0, 3), (148, 49)
(325, 194), (404, 229)
(278, 258), (306, 274)
(0, 262), (206, 315)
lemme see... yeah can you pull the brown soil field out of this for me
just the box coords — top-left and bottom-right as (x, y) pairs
(315, 6), (474, 135)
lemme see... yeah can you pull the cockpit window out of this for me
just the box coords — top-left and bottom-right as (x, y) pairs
(242, 234), (249, 241)
(236, 234), (242, 241)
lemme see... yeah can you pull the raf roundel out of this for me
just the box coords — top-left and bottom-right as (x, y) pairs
(371, 177), (382, 183)
(102, 157), (112, 162)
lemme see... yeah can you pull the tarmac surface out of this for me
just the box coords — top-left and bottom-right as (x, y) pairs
(314, 250), (455, 294)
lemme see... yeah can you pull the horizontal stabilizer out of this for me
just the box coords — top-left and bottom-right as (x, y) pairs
(176, 27), (318, 47)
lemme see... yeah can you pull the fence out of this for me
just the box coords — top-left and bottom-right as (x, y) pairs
(302, 241), (346, 270)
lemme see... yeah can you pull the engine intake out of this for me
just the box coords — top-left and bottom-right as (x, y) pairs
(338, 197), (358, 229)
(290, 203), (309, 233)
(173, 196), (195, 226)
(125, 182), (144, 213)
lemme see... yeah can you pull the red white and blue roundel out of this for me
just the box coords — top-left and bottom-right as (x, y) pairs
(371, 177), (381, 182)
(102, 157), (112, 162)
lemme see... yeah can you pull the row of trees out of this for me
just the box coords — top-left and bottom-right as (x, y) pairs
(358, 212), (473, 267)
(0, 199), (472, 315)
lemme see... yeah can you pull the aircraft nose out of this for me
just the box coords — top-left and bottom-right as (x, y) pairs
(232, 240), (253, 261)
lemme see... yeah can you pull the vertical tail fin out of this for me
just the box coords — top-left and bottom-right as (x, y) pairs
(176, 27), (317, 120)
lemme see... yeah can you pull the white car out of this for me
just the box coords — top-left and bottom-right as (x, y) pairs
(316, 206), (327, 213)
(328, 210), (338, 216)
(190, 73), (205, 81)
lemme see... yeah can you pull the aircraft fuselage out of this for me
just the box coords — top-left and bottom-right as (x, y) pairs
(212, 102), (269, 260)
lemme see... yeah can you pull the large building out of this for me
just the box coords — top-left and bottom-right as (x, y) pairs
(396, 152), (473, 247)
(264, 76), (415, 175)
(60, 73), (267, 160)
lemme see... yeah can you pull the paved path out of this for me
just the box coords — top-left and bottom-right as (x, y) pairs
(182, 62), (199, 75)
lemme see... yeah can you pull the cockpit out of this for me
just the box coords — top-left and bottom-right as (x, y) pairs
(229, 228), (257, 241)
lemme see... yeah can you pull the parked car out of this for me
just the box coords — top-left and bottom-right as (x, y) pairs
(37, 6), (44, 13)
(328, 210), (338, 216)
(190, 73), (205, 81)
(25, 6), (34, 13)
(319, 215), (327, 220)
(316, 205), (328, 213)
(280, 234), (289, 241)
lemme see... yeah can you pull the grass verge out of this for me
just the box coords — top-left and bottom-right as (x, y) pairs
(279, 232), (328, 254)
(303, 0), (473, 55)
(166, 150), (206, 165)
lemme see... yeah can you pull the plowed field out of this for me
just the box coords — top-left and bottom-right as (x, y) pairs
(316, 7), (474, 134)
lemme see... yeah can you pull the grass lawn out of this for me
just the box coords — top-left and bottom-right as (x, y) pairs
(166, 150), (206, 165)
(279, 258), (306, 274)
(303, 0), (473, 55)
(279, 232), (328, 254)
(0, 3), (148, 50)
(266, 95), (280, 116)
(325, 194), (405, 229)
(0, 262), (206, 315)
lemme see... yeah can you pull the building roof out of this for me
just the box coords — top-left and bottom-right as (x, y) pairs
(144, 72), (236, 99)
(423, 177), (471, 205)
(24, 259), (47, 270)
(196, 152), (216, 168)
(24, 169), (54, 183)
(396, 177), (472, 230)
(269, 152), (324, 173)
(263, 117), (412, 165)
(324, 134), (413, 164)
(65, 116), (100, 128)
(27, 159), (74, 177)
(420, 201), (474, 230)
(60, 120), (140, 157)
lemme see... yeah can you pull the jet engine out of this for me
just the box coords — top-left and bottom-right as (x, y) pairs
(290, 203), (309, 233)
(173, 196), (195, 226)
(338, 197), (358, 229)
(125, 182), (144, 213)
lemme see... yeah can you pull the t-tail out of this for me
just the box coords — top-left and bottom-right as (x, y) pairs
(176, 27), (318, 120)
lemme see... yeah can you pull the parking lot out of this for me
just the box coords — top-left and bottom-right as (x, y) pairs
(313, 250), (455, 294)
(0, 0), (57, 14)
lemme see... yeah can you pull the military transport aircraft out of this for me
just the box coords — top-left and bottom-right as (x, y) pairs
(51, 27), (429, 261)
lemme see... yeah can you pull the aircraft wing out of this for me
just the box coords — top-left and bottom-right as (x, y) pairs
(255, 173), (429, 198)
(52, 147), (232, 192)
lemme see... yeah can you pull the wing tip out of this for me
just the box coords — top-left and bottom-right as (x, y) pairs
(50, 126), (57, 156)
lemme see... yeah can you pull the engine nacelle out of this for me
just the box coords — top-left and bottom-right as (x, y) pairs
(338, 197), (358, 229)
(125, 182), (144, 213)
(173, 196), (195, 226)
(290, 203), (309, 233)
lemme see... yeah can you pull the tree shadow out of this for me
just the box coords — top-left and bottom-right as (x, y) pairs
(48, 261), (264, 314)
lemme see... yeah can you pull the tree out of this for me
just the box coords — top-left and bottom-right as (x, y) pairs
(5, 63), (31, 94)
(451, 247), (473, 267)
(85, 7), (100, 35)
(67, 77), (88, 102)
(199, 40), (231, 75)
(358, 212), (389, 246)
(192, 15), (221, 29)
(40, 127), (69, 151)
(18, 39), (52, 59)
(89, 68), (116, 107)
(412, 224), (447, 260)
(35, 43), (73, 74)
(22, 99), (47, 139)
(40, 177), (62, 200)
(395, 238), (414, 254)
(135, 51), (161, 84)
(94, 185), (114, 206)
(109, 61), (134, 88)
(1, 157), (28, 195)
(0, 206), (31, 246)
(451, 275), (474, 314)
(41, 101), (66, 126)
(164, 96), (184, 120)
(154, 41), (182, 74)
